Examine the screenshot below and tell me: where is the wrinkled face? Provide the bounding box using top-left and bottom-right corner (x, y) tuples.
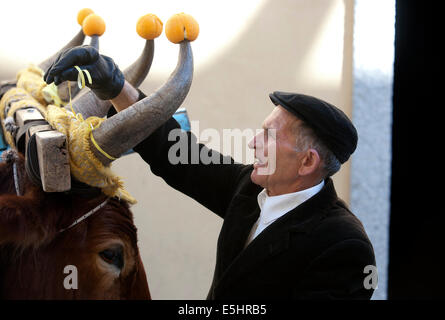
(0, 157), (150, 300)
(248, 106), (305, 196)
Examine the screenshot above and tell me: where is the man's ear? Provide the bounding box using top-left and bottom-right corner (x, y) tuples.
(298, 148), (321, 176)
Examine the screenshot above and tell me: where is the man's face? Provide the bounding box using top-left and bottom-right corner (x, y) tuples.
(248, 106), (305, 196)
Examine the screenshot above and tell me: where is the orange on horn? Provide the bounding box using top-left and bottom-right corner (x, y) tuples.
(82, 14), (106, 36)
(136, 14), (163, 40)
(165, 13), (199, 44)
(77, 8), (94, 26)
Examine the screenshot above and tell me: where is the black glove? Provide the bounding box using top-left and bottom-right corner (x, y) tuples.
(43, 45), (125, 100)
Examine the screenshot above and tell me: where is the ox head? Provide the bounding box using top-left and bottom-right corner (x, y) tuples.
(0, 151), (150, 299)
(0, 11), (196, 299)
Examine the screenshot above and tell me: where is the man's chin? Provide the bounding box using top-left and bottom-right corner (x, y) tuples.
(250, 167), (267, 187)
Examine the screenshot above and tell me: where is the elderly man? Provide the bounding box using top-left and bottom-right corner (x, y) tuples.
(45, 46), (376, 300)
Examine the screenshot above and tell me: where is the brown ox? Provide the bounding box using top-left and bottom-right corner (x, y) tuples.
(0, 19), (194, 299)
(0, 151), (150, 299)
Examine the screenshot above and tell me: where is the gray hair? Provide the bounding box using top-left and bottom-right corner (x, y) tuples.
(292, 120), (341, 178)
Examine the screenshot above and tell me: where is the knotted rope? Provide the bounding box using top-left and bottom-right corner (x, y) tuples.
(0, 65), (136, 204)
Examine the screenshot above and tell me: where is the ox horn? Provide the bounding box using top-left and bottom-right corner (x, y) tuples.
(68, 90), (111, 119)
(49, 9), (102, 103)
(46, 8), (101, 102)
(69, 39), (154, 119)
(123, 13), (162, 87)
(70, 15), (158, 119)
(123, 40), (155, 88)
(91, 40), (193, 165)
(38, 30), (85, 73)
(66, 21), (110, 118)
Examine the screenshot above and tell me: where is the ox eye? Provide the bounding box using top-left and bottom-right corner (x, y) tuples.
(99, 245), (124, 270)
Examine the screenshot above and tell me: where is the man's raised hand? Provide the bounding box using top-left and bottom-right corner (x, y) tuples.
(43, 45), (125, 100)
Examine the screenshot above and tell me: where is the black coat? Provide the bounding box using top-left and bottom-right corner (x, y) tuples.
(133, 117), (376, 300)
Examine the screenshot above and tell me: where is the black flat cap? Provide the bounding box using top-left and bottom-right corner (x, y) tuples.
(269, 91), (357, 164)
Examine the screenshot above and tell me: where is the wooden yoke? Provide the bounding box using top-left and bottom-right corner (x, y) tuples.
(15, 108), (71, 192)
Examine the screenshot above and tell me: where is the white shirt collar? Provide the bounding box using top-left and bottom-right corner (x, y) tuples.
(256, 180), (325, 225)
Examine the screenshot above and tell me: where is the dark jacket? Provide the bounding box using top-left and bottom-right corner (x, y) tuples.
(133, 117), (376, 300)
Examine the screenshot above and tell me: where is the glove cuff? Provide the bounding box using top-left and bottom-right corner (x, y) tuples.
(108, 71), (125, 100)
(92, 69), (125, 100)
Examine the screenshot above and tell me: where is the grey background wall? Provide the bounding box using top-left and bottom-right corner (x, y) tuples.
(1, 0), (391, 299)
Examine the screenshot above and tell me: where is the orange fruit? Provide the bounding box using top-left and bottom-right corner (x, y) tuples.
(77, 8), (94, 26)
(136, 14), (163, 40)
(165, 13), (199, 44)
(82, 14), (106, 36)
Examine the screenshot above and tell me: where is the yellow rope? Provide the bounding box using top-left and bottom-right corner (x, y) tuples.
(0, 87), (47, 147)
(42, 83), (63, 107)
(16, 65), (47, 105)
(67, 66), (116, 161)
(46, 104), (136, 204)
(0, 65), (136, 204)
(90, 133), (117, 160)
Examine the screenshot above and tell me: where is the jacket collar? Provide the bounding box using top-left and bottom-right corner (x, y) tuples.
(238, 177), (338, 232)
(255, 180), (325, 225)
